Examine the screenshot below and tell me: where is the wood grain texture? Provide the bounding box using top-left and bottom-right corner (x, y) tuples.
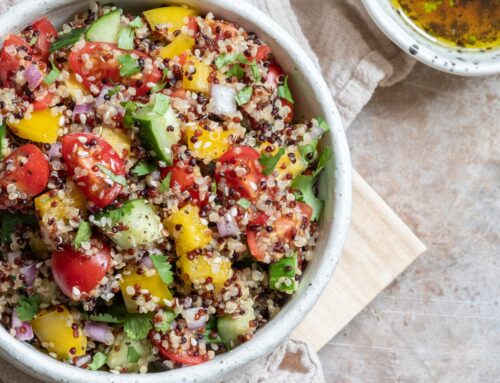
(292, 170), (426, 351)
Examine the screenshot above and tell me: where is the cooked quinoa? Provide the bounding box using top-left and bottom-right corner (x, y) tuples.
(0, 2), (332, 373)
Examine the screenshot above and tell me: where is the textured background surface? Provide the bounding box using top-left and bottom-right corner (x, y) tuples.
(319, 63), (500, 382)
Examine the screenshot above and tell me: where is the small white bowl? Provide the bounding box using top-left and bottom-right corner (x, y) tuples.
(0, 1), (352, 382)
(361, 0), (500, 76)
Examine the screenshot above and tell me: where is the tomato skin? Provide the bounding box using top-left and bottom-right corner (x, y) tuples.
(32, 87), (54, 111)
(187, 16), (199, 33)
(253, 45), (271, 63)
(68, 42), (162, 97)
(0, 144), (49, 209)
(161, 164), (208, 206)
(0, 35), (31, 87)
(51, 240), (111, 299)
(149, 332), (207, 365)
(61, 133), (125, 209)
(216, 146), (265, 201)
(265, 62), (293, 123)
(31, 17), (57, 61)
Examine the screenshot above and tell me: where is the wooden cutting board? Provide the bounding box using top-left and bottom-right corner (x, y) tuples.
(0, 170), (426, 381)
(292, 170), (427, 350)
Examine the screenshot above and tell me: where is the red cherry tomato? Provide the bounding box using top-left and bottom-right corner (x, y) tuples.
(51, 240), (111, 299)
(252, 45), (271, 63)
(149, 332), (207, 365)
(187, 16), (199, 33)
(216, 146), (265, 201)
(61, 133), (125, 209)
(32, 86), (54, 111)
(0, 35), (31, 87)
(161, 164), (208, 206)
(68, 42), (162, 97)
(0, 144), (49, 209)
(265, 62), (293, 123)
(30, 17), (57, 61)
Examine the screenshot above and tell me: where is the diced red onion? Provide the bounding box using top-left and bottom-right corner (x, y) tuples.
(12, 309), (34, 341)
(25, 64), (43, 90)
(183, 308), (208, 330)
(211, 84), (237, 115)
(141, 256), (154, 269)
(217, 213), (239, 237)
(84, 321), (114, 345)
(47, 142), (62, 160)
(75, 355), (92, 368)
(73, 103), (93, 115)
(20, 263), (37, 287)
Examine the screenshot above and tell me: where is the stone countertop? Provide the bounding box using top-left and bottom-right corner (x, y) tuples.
(318, 63), (500, 382)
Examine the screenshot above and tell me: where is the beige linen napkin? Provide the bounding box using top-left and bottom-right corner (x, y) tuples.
(0, 0), (415, 382)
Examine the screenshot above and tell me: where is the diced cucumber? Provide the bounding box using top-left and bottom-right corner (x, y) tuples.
(117, 26), (134, 50)
(95, 199), (163, 250)
(133, 95), (180, 165)
(86, 9), (122, 43)
(0, 124), (6, 160)
(269, 253), (299, 293)
(217, 301), (255, 347)
(106, 336), (151, 372)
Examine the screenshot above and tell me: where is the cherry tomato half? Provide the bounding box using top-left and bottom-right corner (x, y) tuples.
(51, 240), (111, 299)
(0, 144), (49, 209)
(30, 17), (57, 61)
(216, 146), (265, 201)
(265, 62), (293, 123)
(68, 42), (162, 97)
(0, 35), (31, 88)
(161, 164), (208, 206)
(32, 86), (54, 111)
(149, 332), (207, 365)
(61, 133), (125, 209)
(252, 45), (271, 63)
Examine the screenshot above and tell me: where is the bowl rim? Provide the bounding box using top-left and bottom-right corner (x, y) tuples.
(361, 0), (500, 77)
(0, 0), (352, 382)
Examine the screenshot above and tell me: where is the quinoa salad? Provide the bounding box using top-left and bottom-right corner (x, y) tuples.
(0, 2), (332, 374)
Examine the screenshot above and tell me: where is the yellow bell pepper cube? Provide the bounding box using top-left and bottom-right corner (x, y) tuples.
(159, 34), (195, 60)
(186, 125), (236, 161)
(64, 75), (88, 100)
(180, 254), (231, 293)
(32, 306), (87, 359)
(120, 268), (173, 313)
(100, 127), (131, 158)
(182, 57), (212, 94)
(164, 204), (212, 255)
(260, 143), (307, 181)
(143, 6), (196, 32)
(8, 109), (60, 144)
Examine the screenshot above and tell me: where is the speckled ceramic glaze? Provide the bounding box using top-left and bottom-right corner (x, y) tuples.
(361, 0), (500, 76)
(0, 0), (352, 382)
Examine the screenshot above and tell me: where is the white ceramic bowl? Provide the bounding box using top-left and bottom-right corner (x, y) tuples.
(361, 0), (500, 76)
(0, 1), (352, 382)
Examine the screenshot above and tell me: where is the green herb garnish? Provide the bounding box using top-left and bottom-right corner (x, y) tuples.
(124, 313), (153, 340)
(159, 172), (171, 193)
(277, 76), (294, 104)
(127, 346), (141, 363)
(73, 221), (91, 249)
(97, 165), (127, 186)
(17, 295), (41, 321)
(235, 87), (252, 106)
(118, 54), (141, 78)
(44, 61), (60, 85)
(50, 28), (86, 53)
(132, 161), (158, 177)
(258, 148), (284, 176)
(118, 27), (134, 50)
(149, 254), (173, 285)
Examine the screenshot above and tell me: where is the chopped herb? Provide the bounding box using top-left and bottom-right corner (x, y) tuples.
(226, 64), (245, 80)
(215, 52), (248, 69)
(316, 116), (330, 132)
(0, 124), (5, 160)
(88, 312), (124, 323)
(314, 147), (333, 176)
(250, 63), (261, 82)
(155, 311), (175, 332)
(151, 93), (170, 115)
(88, 352), (107, 370)
(73, 221), (91, 249)
(107, 85), (121, 97)
(237, 198), (251, 209)
(1, 213), (38, 244)
(16, 295), (41, 321)
(259, 148), (284, 176)
(97, 164), (127, 186)
(121, 101), (139, 129)
(149, 253), (174, 285)
(44, 61), (60, 85)
(159, 172), (171, 193)
(132, 161), (158, 177)
(424, 1), (439, 12)
(124, 313), (153, 340)
(151, 82), (166, 93)
(211, 180), (217, 193)
(118, 54), (141, 77)
(29, 36), (37, 45)
(127, 346), (141, 363)
(291, 175), (323, 221)
(49, 28), (86, 53)
(203, 328), (224, 344)
(299, 140), (318, 165)
(129, 16), (144, 29)
(162, 67), (170, 81)
(118, 27), (134, 50)
(278, 76), (294, 104)
(235, 87), (252, 106)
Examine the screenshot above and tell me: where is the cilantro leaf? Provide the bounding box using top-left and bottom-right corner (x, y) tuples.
(89, 312), (124, 323)
(258, 148), (284, 176)
(226, 64), (245, 80)
(204, 329), (224, 344)
(118, 54), (141, 77)
(127, 346), (141, 363)
(97, 164), (127, 186)
(314, 147), (333, 176)
(132, 161), (158, 177)
(150, 254), (174, 285)
(107, 85), (121, 97)
(118, 27), (134, 50)
(278, 76), (294, 104)
(291, 175), (323, 221)
(151, 82), (166, 93)
(124, 313), (153, 340)
(16, 295), (41, 321)
(235, 87), (252, 106)
(215, 52), (248, 69)
(316, 116), (330, 132)
(122, 101), (139, 129)
(159, 172), (171, 193)
(129, 16), (144, 29)
(88, 351), (107, 370)
(299, 139), (318, 166)
(50, 28), (86, 53)
(1, 213), (38, 244)
(44, 61), (60, 85)
(73, 221), (91, 249)
(237, 198), (251, 209)
(155, 311), (175, 332)
(250, 64), (261, 82)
